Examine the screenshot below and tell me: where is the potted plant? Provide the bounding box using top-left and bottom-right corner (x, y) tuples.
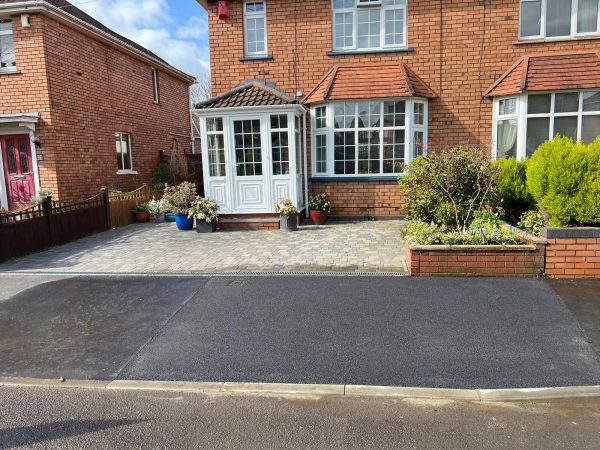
(163, 182), (197, 231)
(188, 196), (220, 233)
(147, 197), (170, 223)
(132, 203), (151, 223)
(274, 197), (298, 232)
(309, 193), (331, 225)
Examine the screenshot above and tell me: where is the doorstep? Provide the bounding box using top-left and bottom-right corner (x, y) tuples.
(219, 217), (280, 231)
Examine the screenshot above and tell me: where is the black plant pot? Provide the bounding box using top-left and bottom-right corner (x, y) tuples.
(196, 220), (218, 233)
(280, 213), (298, 232)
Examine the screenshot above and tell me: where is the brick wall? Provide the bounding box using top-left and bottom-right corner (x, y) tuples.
(207, 0), (600, 216)
(543, 228), (600, 279)
(407, 243), (546, 277)
(1, 13), (192, 203)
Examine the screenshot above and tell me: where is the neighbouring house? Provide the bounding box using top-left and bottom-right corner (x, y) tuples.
(193, 0), (600, 221)
(0, 0), (195, 212)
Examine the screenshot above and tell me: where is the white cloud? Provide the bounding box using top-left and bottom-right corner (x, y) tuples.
(78, 0), (210, 81)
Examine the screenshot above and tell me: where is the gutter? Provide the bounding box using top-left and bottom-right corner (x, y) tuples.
(0, 1), (196, 84)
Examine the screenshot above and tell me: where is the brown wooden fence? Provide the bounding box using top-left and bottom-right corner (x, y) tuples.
(0, 191), (110, 263)
(108, 185), (163, 229)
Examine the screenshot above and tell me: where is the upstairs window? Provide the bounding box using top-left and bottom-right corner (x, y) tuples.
(332, 0), (407, 51)
(0, 20), (16, 71)
(152, 68), (160, 103)
(520, 0), (600, 39)
(244, 1), (267, 56)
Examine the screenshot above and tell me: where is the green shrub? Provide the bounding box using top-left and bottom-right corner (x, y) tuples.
(401, 220), (522, 245)
(527, 137), (600, 226)
(399, 147), (500, 231)
(518, 210), (544, 236)
(152, 163), (172, 188)
(493, 158), (536, 223)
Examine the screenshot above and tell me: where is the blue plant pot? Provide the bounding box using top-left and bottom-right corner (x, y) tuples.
(175, 213), (194, 231)
(165, 213), (176, 222)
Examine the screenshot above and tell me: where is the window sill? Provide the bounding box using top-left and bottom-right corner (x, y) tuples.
(116, 170), (138, 175)
(326, 48), (414, 56)
(310, 176), (399, 182)
(514, 35), (600, 44)
(240, 55), (273, 62)
(0, 67), (20, 75)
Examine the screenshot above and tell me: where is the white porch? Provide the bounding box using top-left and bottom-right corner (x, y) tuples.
(193, 83), (307, 216)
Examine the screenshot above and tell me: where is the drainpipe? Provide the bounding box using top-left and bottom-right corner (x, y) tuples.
(303, 111), (309, 222)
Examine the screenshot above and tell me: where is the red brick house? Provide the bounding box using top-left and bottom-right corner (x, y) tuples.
(0, 0), (195, 212)
(194, 0), (600, 219)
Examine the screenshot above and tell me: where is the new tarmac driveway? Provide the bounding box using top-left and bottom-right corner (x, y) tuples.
(1, 276), (599, 389)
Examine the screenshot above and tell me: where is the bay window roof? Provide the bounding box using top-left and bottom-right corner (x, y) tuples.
(484, 51), (600, 97)
(302, 63), (437, 104)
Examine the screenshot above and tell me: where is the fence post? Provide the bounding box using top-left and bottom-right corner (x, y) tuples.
(102, 188), (112, 230)
(42, 196), (54, 246)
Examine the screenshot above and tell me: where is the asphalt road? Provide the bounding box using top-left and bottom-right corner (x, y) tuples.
(1, 276), (599, 389)
(1, 386), (599, 449)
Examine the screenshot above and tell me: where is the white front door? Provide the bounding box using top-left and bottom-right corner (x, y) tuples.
(231, 117), (270, 211)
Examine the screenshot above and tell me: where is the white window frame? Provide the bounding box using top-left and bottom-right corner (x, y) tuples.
(0, 19), (16, 73)
(243, 0), (268, 57)
(519, 0), (600, 40)
(332, 0), (408, 51)
(206, 118), (226, 178)
(151, 68), (160, 103)
(115, 132), (135, 174)
(310, 98), (428, 178)
(492, 90), (600, 160)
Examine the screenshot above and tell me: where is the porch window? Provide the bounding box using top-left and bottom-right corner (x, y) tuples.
(243, 0), (267, 57)
(206, 117), (226, 177)
(492, 91), (600, 159)
(312, 98), (427, 177)
(332, 0), (407, 51)
(115, 132), (133, 172)
(270, 114), (289, 175)
(0, 20), (16, 71)
(234, 119), (263, 176)
(520, 0), (600, 39)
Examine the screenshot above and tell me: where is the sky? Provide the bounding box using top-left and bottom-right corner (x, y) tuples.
(76, 0), (210, 81)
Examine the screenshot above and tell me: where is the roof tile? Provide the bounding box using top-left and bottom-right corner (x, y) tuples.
(195, 82), (297, 109)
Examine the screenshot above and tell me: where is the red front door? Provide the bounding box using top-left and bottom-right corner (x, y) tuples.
(1, 134), (35, 210)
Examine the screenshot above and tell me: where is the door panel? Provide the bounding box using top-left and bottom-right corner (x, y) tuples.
(1, 135), (35, 210)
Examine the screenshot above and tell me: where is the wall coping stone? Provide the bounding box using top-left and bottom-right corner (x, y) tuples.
(408, 244), (538, 252)
(541, 227), (600, 239)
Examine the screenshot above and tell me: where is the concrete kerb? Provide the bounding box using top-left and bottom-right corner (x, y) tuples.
(1, 378), (599, 402)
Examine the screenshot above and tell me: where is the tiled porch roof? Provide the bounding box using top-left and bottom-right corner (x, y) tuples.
(484, 51), (600, 97)
(302, 64), (437, 104)
(194, 82), (298, 109)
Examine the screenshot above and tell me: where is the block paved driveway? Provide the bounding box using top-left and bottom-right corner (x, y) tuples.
(1, 276), (599, 389)
(0, 221), (407, 275)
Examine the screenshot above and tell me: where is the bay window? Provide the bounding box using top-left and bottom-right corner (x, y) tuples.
(312, 98), (427, 177)
(520, 0), (600, 39)
(0, 20), (15, 71)
(493, 91), (600, 160)
(243, 1), (267, 57)
(332, 0), (407, 51)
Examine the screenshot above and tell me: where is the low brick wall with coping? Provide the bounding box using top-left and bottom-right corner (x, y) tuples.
(542, 227), (600, 279)
(406, 227), (547, 277)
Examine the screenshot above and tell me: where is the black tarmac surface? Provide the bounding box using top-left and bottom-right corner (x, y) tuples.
(1, 276), (599, 389)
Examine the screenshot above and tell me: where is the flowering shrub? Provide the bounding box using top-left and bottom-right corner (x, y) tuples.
(309, 193), (331, 212)
(162, 182), (197, 214)
(32, 188), (53, 206)
(188, 197), (220, 223)
(402, 220), (522, 246)
(274, 198), (298, 215)
(147, 197), (170, 215)
(518, 210), (544, 236)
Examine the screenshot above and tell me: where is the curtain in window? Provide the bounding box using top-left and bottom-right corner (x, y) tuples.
(578, 0), (599, 33)
(497, 119), (518, 158)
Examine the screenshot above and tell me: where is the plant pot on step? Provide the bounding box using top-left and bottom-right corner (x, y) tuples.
(175, 213), (194, 231)
(196, 220), (218, 233)
(280, 213), (298, 232)
(154, 213), (165, 223)
(133, 211), (150, 223)
(309, 210), (328, 225)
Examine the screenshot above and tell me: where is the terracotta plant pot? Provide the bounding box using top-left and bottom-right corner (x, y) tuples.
(310, 210), (328, 225)
(133, 212), (150, 223)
